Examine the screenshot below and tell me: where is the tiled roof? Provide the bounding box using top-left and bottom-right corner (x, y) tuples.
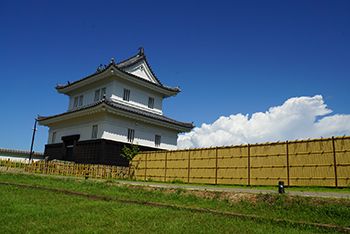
(56, 48), (179, 93)
(38, 99), (194, 131)
(117, 50), (144, 68)
(0, 148), (44, 157)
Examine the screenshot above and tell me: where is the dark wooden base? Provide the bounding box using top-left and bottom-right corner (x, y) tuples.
(44, 139), (160, 166)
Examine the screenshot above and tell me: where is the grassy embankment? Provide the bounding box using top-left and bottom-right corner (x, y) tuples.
(0, 172), (349, 233)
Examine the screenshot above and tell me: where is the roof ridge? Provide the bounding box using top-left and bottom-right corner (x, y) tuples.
(117, 51), (143, 68)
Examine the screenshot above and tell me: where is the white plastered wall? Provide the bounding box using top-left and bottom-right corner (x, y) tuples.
(48, 114), (105, 144)
(101, 113), (178, 150)
(110, 79), (163, 114)
(66, 77), (163, 115)
(68, 80), (114, 110)
(48, 112), (178, 150)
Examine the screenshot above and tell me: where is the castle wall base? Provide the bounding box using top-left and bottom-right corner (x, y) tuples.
(44, 139), (159, 166)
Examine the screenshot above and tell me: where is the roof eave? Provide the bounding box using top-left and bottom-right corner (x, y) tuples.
(38, 104), (104, 126)
(38, 101), (193, 132)
(103, 104), (192, 132)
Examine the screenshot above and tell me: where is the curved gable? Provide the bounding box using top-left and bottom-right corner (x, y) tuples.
(122, 60), (159, 84)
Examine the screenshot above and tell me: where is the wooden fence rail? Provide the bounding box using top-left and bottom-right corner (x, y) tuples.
(132, 136), (350, 187)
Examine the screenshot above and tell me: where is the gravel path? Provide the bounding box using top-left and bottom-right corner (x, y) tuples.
(116, 180), (350, 199)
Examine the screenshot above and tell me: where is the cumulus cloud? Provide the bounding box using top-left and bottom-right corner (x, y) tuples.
(178, 95), (350, 149)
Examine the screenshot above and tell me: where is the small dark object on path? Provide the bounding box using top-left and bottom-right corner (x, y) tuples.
(278, 181), (285, 194)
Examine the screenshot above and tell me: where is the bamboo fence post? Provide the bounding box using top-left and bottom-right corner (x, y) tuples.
(144, 153), (148, 181)
(215, 147), (218, 185)
(45, 160), (48, 174)
(286, 140), (290, 187)
(247, 144), (251, 186)
(164, 152), (168, 182)
(332, 136), (338, 188)
(187, 151), (191, 183)
(127, 164), (132, 179)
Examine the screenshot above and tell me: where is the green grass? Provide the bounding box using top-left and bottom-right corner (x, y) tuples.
(0, 172), (349, 233)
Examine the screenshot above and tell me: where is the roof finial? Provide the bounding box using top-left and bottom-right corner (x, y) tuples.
(138, 47), (144, 55)
(110, 57), (115, 64)
(96, 64), (104, 72)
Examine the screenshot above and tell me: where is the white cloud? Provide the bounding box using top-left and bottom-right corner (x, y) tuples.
(177, 95), (350, 149)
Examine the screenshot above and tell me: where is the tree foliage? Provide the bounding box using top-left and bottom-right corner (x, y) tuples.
(121, 144), (139, 162)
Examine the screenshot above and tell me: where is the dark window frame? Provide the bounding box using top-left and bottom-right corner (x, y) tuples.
(101, 87), (106, 99)
(127, 128), (135, 143)
(148, 97), (154, 109)
(52, 132), (57, 144)
(73, 96), (79, 108)
(155, 134), (161, 147)
(123, 89), (130, 101)
(91, 125), (98, 139)
(78, 95), (84, 106)
(94, 89), (100, 102)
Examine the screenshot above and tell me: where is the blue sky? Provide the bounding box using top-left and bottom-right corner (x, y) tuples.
(1, 0), (349, 151)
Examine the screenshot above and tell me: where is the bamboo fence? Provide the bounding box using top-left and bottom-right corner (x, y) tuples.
(0, 160), (130, 180)
(132, 136), (350, 187)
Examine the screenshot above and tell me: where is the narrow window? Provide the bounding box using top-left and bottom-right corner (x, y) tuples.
(127, 128), (135, 143)
(91, 125), (98, 139)
(94, 89), (100, 102)
(73, 96), (79, 108)
(148, 97), (154, 109)
(155, 135), (161, 147)
(123, 89), (130, 101)
(101, 87), (106, 99)
(79, 95), (84, 106)
(52, 132), (56, 144)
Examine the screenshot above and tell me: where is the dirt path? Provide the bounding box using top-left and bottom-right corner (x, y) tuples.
(115, 180), (350, 199)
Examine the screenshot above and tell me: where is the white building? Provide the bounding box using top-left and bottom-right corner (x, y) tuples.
(38, 48), (193, 165)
